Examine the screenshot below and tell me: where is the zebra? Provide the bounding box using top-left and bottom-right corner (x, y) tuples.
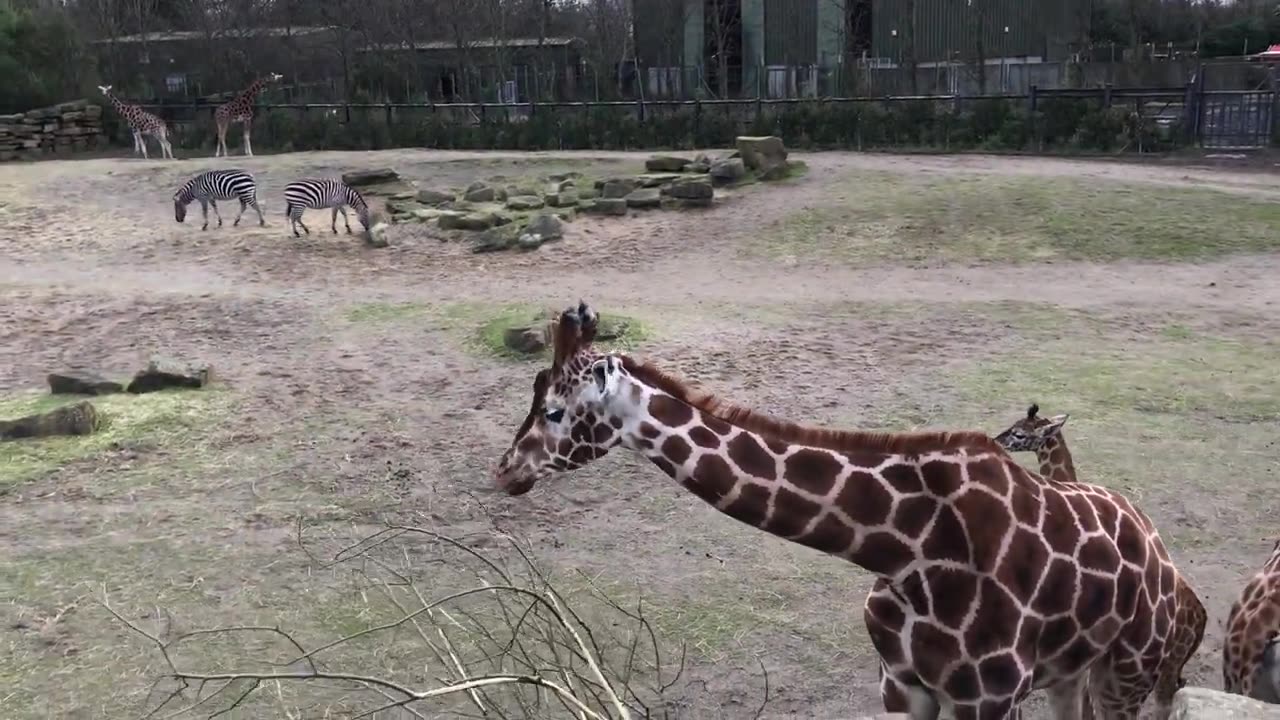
(282, 179), (371, 238)
(173, 169), (265, 231)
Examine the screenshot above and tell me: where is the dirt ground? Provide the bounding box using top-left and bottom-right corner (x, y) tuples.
(2, 146), (1279, 719)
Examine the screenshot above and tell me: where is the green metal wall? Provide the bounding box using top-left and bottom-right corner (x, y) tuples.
(764, 0), (818, 65)
(870, 0), (1087, 64)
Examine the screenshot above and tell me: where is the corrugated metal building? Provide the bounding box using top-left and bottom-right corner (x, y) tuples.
(868, 0), (1089, 65)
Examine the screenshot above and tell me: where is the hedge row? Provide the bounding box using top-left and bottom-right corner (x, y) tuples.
(162, 97), (1186, 155)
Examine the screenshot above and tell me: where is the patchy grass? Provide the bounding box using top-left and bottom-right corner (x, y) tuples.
(761, 170), (1280, 264)
(0, 389), (235, 490)
(439, 301), (651, 361)
(934, 321), (1280, 547)
(342, 300), (431, 323)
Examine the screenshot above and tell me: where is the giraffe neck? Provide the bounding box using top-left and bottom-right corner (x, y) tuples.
(1034, 435), (1076, 484)
(240, 77), (269, 100)
(610, 375), (959, 579)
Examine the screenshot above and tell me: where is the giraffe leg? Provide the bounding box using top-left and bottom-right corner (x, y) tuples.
(243, 124), (252, 157)
(135, 130), (148, 159)
(198, 199), (209, 231)
(209, 200), (223, 228)
(215, 119), (226, 157)
(1044, 673), (1088, 720)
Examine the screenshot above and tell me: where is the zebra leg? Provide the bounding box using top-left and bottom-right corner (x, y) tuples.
(199, 199), (210, 231)
(330, 206), (339, 233)
(339, 206), (352, 234)
(210, 199), (223, 228)
(233, 199), (246, 226)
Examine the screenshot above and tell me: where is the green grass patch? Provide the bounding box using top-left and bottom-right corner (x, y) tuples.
(761, 170), (1280, 264)
(0, 388), (234, 490)
(439, 301), (650, 361)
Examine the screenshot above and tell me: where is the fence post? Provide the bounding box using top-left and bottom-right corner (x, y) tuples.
(1102, 83), (1113, 109)
(1028, 85), (1038, 113)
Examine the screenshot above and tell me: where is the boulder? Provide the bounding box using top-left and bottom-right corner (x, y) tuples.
(1171, 687), (1280, 719)
(600, 178), (638, 199)
(415, 189), (455, 205)
(682, 161), (711, 173)
(735, 135), (788, 174)
(576, 184), (599, 200)
(0, 400), (99, 440)
(412, 208), (444, 222)
(523, 213), (565, 242)
(554, 178), (577, 191)
(581, 199), (628, 216)
(126, 355), (212, 394)
(709, 158), (747, 184)
(463, 182), (497, 203)
(471, 225), (520, 253)
(666, 178), (714, 206)
(547, 171), (582, 182)
(455, 212), (498, 231)
(506, 195), (545, 211)
(761, 162), (796, 181)
(342, 168), (399, 187)
(436, 211), (470, 230)
(503, 326), (548, 354)
(635, 173), (681, 188)
(47, 370), (123, 396)
(645, 155), (691, 172)
(545, 188), (579, 208)
(625, 188), (662, 209)
(389, 191), (416, 201)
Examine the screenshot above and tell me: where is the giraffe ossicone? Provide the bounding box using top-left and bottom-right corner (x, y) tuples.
(495, 301), (1182, 720)
(993, 403), (1206, 720)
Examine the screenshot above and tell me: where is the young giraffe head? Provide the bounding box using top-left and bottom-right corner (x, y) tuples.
(992, 403), (1068, 453)
(494, 302), (625, 495)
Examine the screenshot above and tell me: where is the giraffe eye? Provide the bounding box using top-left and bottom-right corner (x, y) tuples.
(545, 408), (565, 424)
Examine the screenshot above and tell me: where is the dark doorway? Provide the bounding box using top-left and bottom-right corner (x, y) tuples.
(704, 0), (743, 97)
(847, 0), (872, 57)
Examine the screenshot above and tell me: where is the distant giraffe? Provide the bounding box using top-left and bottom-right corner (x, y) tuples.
(492, 301), (1183, 720)
(1223, 538), (1280, 703)
(993, 404), (1207, 720)
(214, 73), (283, 157)
(97, 85), (174, 160)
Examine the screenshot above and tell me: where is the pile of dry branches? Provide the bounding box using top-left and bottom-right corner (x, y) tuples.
(101, 520), (766, 719)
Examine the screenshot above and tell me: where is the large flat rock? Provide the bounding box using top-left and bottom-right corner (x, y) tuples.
(1172, 687), (1280, 719)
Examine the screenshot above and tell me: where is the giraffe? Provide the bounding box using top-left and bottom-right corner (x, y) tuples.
(97, 85), (174, 160)
(213, 73), (283, 158)
(493, 301), (1182, 720)
(1223, 538), (1280, 703)
(993, 404), (1207, 720)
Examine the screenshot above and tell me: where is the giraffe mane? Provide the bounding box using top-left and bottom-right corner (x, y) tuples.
(618, 355), (1004, 455)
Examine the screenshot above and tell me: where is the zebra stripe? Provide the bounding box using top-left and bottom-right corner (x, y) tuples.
(282, 179), (370, 238)
(173, 169), (264, 230)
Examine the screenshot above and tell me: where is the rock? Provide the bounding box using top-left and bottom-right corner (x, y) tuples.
(523, 213), (565, 242)
(547, 171), (582, 182)
(412, 208), (444, 222)
(761, 162), (795, 181)
(47, 370), (123, 396)
(436, 211), (470, 230)
(666, 178), (714, 207)
(342, 168), (400, 187)
(503, 326), (547, 354)
(850, 715), (909, 720)
(517, 233), (545, 250)
(472, 225), (520, 253)
(1171, 687), (1280, 719)
(506, 195), (545, 211)
(624, 188), (662, 209)
(545, 188), (579, 208)
(645, 155), (691, 172)
(126, 355), (212, 394)
(415, 189), (455, 205)
(735, 135), (788, 175)
(550, 207), (577, 222)
(682, 161), (710, 173)
(600, 178), (638, 199)
(635, 173), (681, 188)
(577, 185), (599, 200)
(385, 198), (420, 215)
(709, 158), (747, 184)
(455, 212), (498, 231)
(581, 199), (628, 216)
(389, 191), (416, 201)
(364, 220), (390, 248)
(554, 178), (576, 191)
(0, 400), (100, 440)
(463, 182), (497, 203)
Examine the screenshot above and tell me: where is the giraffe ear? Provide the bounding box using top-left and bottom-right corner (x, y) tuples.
(1043, 414), (1069, 436)
(590, 356), (620, 398)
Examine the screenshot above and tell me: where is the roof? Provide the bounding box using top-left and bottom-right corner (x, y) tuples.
(93, 26), (332, 44)
(360, 37), (582, 52)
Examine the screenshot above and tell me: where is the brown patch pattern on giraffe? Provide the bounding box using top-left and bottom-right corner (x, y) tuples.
(1223, 541), (1280, 701)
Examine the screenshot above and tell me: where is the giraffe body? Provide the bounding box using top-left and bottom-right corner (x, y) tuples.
(1223, 539), (1280, 703)
(97, 85), (174, 160)
(214, 73), (282, 157)
(494, 303), (1182, 720)
(993, 404), (1206, 720)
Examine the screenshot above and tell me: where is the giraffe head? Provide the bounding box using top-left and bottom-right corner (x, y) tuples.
(992, 403), (1069, 453)
(269, 72), (284, 82)
(98, 85), (112, 94)
(494, 301), (635, 495)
